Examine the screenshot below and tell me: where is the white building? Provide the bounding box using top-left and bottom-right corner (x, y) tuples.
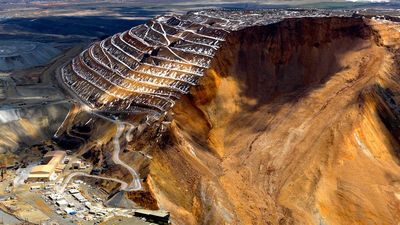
(56, 199), (68, 207)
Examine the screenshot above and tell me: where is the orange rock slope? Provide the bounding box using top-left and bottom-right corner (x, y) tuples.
(144, 17), (400, 224)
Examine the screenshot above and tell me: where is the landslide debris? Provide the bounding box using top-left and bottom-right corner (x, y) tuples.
(143, 17), (400, 225)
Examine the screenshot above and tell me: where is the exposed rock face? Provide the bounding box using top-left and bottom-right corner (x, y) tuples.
(145, 16), (400, 225)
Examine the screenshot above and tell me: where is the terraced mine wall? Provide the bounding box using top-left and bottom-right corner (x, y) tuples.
(59, 10), (357, 120)
(60, 12), (227, 117)
(0, 41), (61, 71)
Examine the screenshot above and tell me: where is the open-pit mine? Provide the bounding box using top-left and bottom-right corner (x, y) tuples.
(2, 7), (400, 225)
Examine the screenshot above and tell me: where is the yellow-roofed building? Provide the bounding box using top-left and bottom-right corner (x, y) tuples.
(28, 151), (66, 182)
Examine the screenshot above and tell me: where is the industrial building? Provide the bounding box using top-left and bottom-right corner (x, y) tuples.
(134, 209), (170, 224)
(28, 151), (66, 181)
(64, 207), (77, 215)
(56, 199), (68, 207)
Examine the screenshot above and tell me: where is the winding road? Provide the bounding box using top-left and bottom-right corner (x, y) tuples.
(59, 119), (142, 193)
(58, 172), (128, 193)
(56, 67), (143, 193)
(113, 122), (142, 191)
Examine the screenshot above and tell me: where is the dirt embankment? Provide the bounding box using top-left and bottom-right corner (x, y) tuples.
(145, 17), (400, 225)
(0, 103), (70, 154)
